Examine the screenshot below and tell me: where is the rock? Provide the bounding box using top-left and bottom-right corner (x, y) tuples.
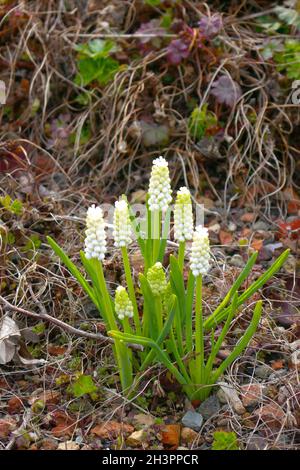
(253, 221), (269, 231)
(246, 435), (268, 450)
(254, 403), (285, 430)
(217, 383), (246, 415)
(91, 421), (134, 439)
(289, 350), (300, 370)
(181, 410), (203, 431)
(208, 223), (221, 234)
(240, 383), (264, 408)
(133, 413), (154, 427)
(254, 364), (272, 379)
(57, 440), (80, 450)
(228, 221), (237, 232)
(197, 394), (221, 420)
(229, 254), (244, 268)
(181, 427), (198, 444)
(127, 429), (146, 447)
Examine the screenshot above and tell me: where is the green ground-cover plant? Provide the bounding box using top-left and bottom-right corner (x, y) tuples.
(74, 39), (124, 87)
(47, 157), (289, 400)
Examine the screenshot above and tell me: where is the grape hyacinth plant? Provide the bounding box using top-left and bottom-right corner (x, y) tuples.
(47, 156), (290, 400)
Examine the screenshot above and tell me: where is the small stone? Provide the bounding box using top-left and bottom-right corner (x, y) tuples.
(197, 394), (221, 420)
(58, 440), (80, 450)
(127, 429), (146, 447)
(289, 350), (300, 370)
(133, 413), (154, 427)
(228, 221), (237, 232)
(240, 383), (264, 408)
(247, 435), (268, 450)
(181, 427), (198, 444)
(254, 364), (272, 379)
(208, 223), (221, 234)
(217, 383), (246, 415)
(229, 254), (244, 268)
(181, 410), (203, 431)
(253, 221), (269, 231)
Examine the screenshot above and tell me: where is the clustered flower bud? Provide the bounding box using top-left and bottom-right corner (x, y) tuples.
(147, 262), (167, 296)
(113, 199), (132, 248)
(115, 286), (134, 320)
(190, 225), (210, 276)
(148, 156), (172, 212)
(174, 187), (193, 242)
(84, 204), (106, 260)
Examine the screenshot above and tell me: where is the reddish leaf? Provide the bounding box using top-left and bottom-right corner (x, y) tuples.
(277, 219), (300, 240)
(219, 230), (233, 245)
(251, 239), (264, 251)
(161, 424), (181, 449)
(91, 421), (134, 439)
(8, 396), (23, 414)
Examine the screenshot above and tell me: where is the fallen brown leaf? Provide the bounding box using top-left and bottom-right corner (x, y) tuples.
(161, 424), (181, 449)
(91, 421), (134, 439)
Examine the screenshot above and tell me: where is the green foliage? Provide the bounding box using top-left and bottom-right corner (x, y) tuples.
(48, 163), (289, 401)
(188, 104), (217, 141)
(274, 40), (300, 79)
(0, 194), (23, 215)
(212, 431), (240, 450)
(74, 39), (123, 87)
(69, 374), (98, 398)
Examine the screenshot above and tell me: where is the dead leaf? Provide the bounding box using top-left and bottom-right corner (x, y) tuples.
(91, 421), (134, 439)
(29, 390), (61, 407)
(271, 359), (285, 370)
(48, 344), (68, 356)
(254, 403), (285, 430)
(241, 213), (255, 223)
(0, 316), (21, 364)
(8, 396), (23, 414)
(219, 230), (233, 245)
(251, 239), (264, 251)
(161, 424), (181, 449)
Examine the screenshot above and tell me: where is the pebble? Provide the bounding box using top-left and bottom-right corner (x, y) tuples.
(253, 221), (269, 231)
(57, 441), (80, 450)
(133, 413), (155, 428)
(254, 364), (272, 379)
(127, 429), (145, 447)
(197, 395), (221, 421)
(229, 254), (245, 268)
(181, 410), (203, 432)
(240, 383), (264, 408)
(217, 383), (246, 415)
(181, 427), (198, 444)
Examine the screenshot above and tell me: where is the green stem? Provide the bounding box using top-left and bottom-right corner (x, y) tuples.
(195, 275), (204, 385)
(96, 260), (132, 393)
(121, 246), (141, 335)
(152, 210), (161, 263)
(178, 241), (186, 272)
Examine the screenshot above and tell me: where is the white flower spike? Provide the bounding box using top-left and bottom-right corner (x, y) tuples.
(190, 225), (210, 277)
(148, 156), (172, 212)
(174, 187), (193, 242)
(113, 199), (132, 248)
(84, 204), (107, 260)
(115, 286), (134, 320)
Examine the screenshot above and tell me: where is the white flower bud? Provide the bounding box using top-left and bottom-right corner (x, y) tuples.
(115, 286), (134, 320)
(174, 187), (193, 242)
(84, 204), (106, 260)
(113, 199), (131, 248)
(190, 225), (210, 276)
(148, 156), (172, 211)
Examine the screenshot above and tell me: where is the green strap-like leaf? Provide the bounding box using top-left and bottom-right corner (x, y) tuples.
(204, 249), (290, 330)
(47, 236), (97, 306)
